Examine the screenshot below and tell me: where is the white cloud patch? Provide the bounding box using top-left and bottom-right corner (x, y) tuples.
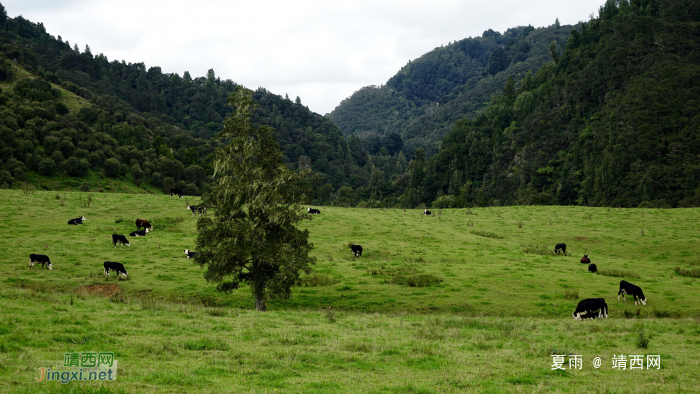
(4, 0), (604, 114)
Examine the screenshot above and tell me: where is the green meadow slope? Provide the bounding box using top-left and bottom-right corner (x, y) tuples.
(0, 190), (699, 393)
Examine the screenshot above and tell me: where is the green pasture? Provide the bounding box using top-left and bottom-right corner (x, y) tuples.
(0, 189), (699, 393)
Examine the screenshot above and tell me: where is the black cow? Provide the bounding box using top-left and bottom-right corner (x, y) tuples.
(184, 249), (197, 259)
(170, 188), (183, 198)
(112, 234), (130, 247)
(68, 216), (86, 225)
(581, 254), (591, 264)
(104, 261), (128, 279)
(588, 263), (597, 273)
(554, 243), (567, 254)
(618, 280), (647, 306)
(350, 244), (363, 258)
(572, 298), (608, 320)
(424, 209), (432, 215)
(135, 219), (153, 231)
(308, 208), (321, 214)
(129, 229), (148, 237)
(29, 254), (52, 270)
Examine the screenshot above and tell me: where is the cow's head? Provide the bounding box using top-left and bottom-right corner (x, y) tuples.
(583, 254), (588, 258)
(184, 249), (189, 255)
(145, 229), (149, 234)
(307, 208), (311, 212)
(125, 242), (131, 247)
(572, 312), (581, 320)
(81, 216), (86, 220)
(47, 262), (53, 270)
(641, 298), (647, 306)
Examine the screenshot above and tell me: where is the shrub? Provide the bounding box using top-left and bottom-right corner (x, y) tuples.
(103, 158), (121, 177)
(38, 158), (56, 176)
(65, 157), (90, 177)
(636, 332), (650, 349)
(301, 274), (339, 287)
(54, 102), (69, 115)
(80, 182), (90, 192)
(162, 177), (175, 193)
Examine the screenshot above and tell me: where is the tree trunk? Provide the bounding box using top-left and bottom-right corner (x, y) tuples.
(254, 290), (266, 311)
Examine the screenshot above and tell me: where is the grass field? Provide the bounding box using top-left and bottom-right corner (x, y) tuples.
(1, 190), (699, 393)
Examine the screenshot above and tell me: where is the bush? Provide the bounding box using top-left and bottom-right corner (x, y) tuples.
(674, 267), (700, 278)
(65, 157), (90, 177)
(184, 182), (199, 196)
(38, 158), (56, 176)
(54, 102), (69, 116)
(162, 177), (175, 193)
(103, 158), (121, 177)
(80, 182), (90, 192)
(432, 195), (456, 209)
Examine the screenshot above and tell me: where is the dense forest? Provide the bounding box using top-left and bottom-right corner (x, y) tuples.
(432, 0), (700, 208)
(329, 23), (574, 156)
(0, 2), (372, 202)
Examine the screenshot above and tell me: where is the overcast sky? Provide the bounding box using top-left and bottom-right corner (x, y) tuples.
(5, 0), (603, 114)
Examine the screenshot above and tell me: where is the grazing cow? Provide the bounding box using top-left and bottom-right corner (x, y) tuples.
(588, 263), (597, 273)
(349, 244), (363, 258)
(104, 261), (128, 279)
(554, 243), (567, 254)
(29, 254), (52, 270)
(170, 188), (183, 198)
(581, 254), (591, 264)
(112, 234), (130, 247)
(308, 208), (321, 214)
(135, 219), (153, 231)
(618, 280), (647, 305)
(187, 205), (205, 216)
(424, 209), (432, 215)
(572, 298), (608, 320)
(67, 216), (86, 225)
(129, 229), (148, 237)
(184, 249), (197, 259)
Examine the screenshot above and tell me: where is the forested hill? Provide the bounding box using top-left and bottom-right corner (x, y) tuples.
(0, 2), (370, 198)
(432, 0), (700, 208)
(329, 24), (574, 157)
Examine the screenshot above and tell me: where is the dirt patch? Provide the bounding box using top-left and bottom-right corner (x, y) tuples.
(76, 284), (121, 297)
(573, 237), (596, 241)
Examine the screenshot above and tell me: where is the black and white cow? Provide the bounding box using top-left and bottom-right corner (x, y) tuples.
(554, 243), (567, 254)
(572, 298), (608, 320)
(29, 254), (52, 270)
(187, 205), (205, 216)
(618, 280), (647, 306)
(170, 188), (183, 198)
(581, 254), (591, 264)
(129, 229), (148, 237)
(350, 244), (363, 258)
(104, 261), (128, 279)
(184, 249), (197, 259)
(588, 263), (597, 273)
(308, 208), (321, 214)
(68, 216), (86, 225)
(112, 234), (130, 247)
(424, 209), (432, 215)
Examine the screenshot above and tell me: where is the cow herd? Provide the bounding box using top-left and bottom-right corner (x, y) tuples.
(556, 244), (648, 320)
(29, 204), (649, 320)
(28, 202), (203, 280)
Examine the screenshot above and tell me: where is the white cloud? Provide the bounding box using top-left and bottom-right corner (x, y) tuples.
(4, 0), (604, 114)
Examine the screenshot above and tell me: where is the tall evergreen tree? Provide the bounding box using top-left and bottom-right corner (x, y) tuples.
(194, 87), (315, 311)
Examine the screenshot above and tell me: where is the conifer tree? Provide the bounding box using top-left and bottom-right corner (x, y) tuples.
(194, 87), (315, 311)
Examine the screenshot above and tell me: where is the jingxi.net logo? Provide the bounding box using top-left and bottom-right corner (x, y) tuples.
(36, 352), (117, 384)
